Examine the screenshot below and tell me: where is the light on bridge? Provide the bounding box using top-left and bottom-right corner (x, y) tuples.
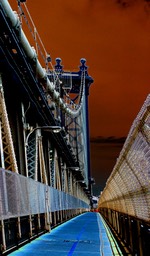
(25, 125), (62, 147)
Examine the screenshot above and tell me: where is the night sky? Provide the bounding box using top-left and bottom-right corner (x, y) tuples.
(9, 0), (150, 195)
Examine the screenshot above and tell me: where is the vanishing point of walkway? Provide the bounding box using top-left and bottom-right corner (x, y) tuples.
(9, 212), (123, 256)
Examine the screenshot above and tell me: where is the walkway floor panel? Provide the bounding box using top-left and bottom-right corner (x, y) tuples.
(9, 212), (115, 256)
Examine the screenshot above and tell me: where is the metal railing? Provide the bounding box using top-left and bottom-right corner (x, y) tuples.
(98, 94), (150, 255)
(0, 168), (89, 220)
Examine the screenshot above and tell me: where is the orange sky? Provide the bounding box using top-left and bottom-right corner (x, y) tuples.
(8, 0), (150, 193)
(10, 0), (150, 138)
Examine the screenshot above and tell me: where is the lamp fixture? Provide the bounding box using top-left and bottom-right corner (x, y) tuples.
(25, 125), (62, 147)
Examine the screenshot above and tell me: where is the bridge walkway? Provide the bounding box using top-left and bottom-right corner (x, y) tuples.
(9, 212), (122, 256)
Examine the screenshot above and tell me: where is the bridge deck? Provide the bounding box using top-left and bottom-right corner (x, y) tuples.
(9, 212), (122, 256)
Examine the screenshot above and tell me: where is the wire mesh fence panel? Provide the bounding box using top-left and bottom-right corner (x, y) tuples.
(0, 168), (89, 220)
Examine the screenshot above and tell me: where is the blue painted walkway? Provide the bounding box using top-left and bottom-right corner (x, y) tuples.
(9, 212), (122, 255)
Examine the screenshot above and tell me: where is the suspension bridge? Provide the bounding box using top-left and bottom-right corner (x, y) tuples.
(0, 0), (150, 255)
